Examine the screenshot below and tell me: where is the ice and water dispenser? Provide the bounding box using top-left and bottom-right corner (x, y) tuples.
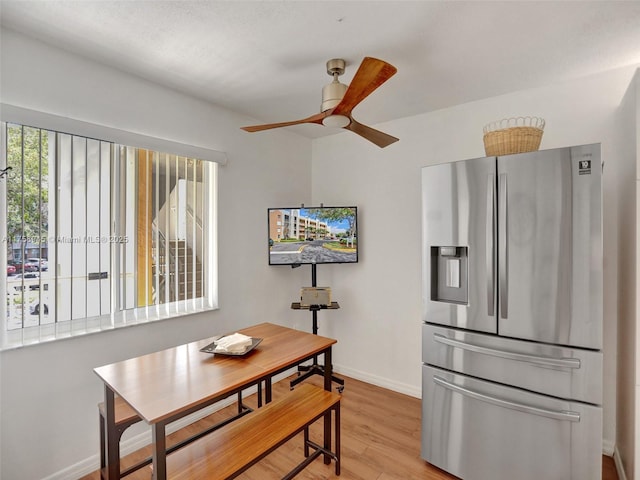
(430, 246), (468, 304)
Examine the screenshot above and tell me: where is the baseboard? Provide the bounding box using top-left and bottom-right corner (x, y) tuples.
(42, 369), (296, 480)
(334, 363), (421, 398)
(602, 439), (615, 456)
(614, 445), (629, 480)
(40, 455), (98, 480)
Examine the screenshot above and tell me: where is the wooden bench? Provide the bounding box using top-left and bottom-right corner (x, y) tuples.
(166, 383), (341, 479)
(99, 388), (262, 479)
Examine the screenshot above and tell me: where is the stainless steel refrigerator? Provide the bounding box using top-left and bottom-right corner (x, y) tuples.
(421, 144), (603, 480)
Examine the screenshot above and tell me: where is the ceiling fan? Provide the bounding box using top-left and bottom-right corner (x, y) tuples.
(241, 57), (399, 148)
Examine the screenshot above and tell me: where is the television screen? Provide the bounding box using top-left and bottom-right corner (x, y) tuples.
(268, 206), (358, 265)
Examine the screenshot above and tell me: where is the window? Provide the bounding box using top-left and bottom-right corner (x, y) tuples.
(1, 122), (218, 348)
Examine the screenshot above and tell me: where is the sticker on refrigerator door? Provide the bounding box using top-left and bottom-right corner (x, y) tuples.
(578, 160), (591, 175)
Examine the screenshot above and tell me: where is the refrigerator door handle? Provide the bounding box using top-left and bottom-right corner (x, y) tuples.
(486, 174), (495, 316)
(433, 375), (581, 422)
(433, 333), (581, 369)
(499, 173), (509, 319)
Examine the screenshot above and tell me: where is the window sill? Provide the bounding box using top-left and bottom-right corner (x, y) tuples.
(0, 298), (217, 351)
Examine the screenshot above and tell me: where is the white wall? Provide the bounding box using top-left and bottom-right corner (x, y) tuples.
(0, 29), (313, 480)
(615, 69), (638, 480)
(635, 70), (640, 480)
(636, 70), (640, 478)
(311, 64), (640, 458)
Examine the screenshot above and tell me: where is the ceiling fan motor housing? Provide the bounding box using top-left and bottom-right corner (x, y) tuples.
(322, 81), (347, 112)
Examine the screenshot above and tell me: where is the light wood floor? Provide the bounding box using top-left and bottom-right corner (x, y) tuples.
(81, 373), (619, 480)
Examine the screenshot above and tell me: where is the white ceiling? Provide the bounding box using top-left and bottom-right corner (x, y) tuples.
(1, 1), (640, 139)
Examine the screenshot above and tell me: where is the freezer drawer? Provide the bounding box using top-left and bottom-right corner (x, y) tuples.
(422, 324), (602, 405)
(422, 365), (602, 480)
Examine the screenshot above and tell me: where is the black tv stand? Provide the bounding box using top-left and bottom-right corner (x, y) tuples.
(290, 265), (344, 392)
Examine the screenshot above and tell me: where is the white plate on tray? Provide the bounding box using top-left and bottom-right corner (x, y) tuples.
(200, 337), (263, 356)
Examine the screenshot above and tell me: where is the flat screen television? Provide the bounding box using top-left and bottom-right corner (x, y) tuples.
(268, 206), (358, 265)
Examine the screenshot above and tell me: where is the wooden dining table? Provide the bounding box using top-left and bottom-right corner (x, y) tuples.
(94, 322), (337, 480)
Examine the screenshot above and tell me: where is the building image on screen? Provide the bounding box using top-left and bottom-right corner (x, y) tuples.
(268, 207), (358, 265)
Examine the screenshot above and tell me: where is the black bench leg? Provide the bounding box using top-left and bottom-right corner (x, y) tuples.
(99, 412), (124, 480)
(99, 412), (106, 473)
(335, 403), (341, 475)
(304, 427), (310, 457)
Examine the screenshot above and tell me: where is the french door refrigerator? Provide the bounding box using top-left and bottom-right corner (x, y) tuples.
(421, 144), (603, 480)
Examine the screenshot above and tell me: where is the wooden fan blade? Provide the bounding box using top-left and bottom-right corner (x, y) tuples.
(344, 118), (398, 148)
(332, 57), (397, 117)
(241, 112), (328, 132)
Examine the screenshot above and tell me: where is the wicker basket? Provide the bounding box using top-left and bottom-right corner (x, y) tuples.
(483, 117), (545, 156)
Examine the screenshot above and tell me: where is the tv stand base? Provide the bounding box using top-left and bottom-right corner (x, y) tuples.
(291, 363), (344, 393)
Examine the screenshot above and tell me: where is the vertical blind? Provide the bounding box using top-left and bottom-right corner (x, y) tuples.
(3, 123), (209, 333)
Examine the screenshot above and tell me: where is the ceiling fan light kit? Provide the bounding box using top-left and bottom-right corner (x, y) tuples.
(322, 114), (351, 128)
(241, 56), (399, 148)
